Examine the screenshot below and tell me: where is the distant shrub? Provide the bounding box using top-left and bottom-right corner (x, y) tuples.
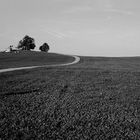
(39, 43), (50, 52)
(17, 35), (36, 50)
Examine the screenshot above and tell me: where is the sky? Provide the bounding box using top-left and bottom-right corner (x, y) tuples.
(0, 0), (140, 56)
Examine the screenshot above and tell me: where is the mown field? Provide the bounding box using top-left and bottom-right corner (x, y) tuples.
(1, 56), (140, 139)
(0, 51), (74, 69)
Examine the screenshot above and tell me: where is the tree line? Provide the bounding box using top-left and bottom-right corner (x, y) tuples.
(17, 35), (50, 52)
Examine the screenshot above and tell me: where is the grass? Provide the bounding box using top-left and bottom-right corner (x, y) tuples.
(0, 56), (140, 139)
(0, 51), (75, 69)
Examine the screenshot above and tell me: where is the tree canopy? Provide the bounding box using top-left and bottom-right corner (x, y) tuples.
(17, 35), (36, 50)
(39, 43), (50, 52)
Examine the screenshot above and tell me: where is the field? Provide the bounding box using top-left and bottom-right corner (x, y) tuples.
(0, 51), (74, 69)
(1, 56), (140, 139)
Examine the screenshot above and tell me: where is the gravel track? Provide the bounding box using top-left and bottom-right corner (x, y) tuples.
(0, 55), (80, 73)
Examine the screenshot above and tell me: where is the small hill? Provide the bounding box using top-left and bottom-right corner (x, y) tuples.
(0, 51), (75, 69)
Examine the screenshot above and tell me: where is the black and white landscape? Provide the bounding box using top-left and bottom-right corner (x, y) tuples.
(0, 0), (140, 139)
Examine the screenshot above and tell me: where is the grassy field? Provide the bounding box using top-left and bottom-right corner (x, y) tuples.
(0, 51), (75, 69)
(0, 56), (140, 139)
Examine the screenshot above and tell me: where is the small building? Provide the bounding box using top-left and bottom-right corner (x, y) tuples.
(4, 46), (19, 53)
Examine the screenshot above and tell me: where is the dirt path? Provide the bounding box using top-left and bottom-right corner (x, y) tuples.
(0, 55), (80, 73)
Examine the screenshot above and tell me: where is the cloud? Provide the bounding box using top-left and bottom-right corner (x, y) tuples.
(43, 29), (67, 39)
(64, 5), (92, 14)
(104, 8), (134, 16)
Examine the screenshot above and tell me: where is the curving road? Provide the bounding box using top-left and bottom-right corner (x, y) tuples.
(0, 55), (80, 73)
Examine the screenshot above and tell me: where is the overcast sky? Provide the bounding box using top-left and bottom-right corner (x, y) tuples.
(0, 0), (140, 56)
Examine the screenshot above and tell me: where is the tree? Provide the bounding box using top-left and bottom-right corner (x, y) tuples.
(17, 35), (36, 50)
(39, 43), (50, 52)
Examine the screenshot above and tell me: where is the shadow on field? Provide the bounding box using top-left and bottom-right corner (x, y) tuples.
(0, 89), (40, 96)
